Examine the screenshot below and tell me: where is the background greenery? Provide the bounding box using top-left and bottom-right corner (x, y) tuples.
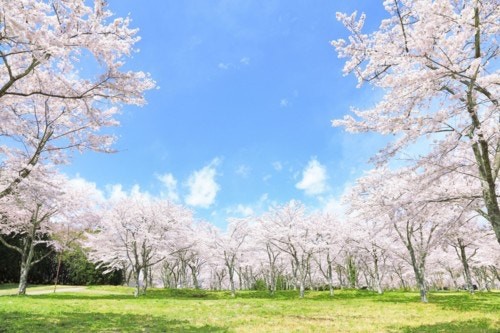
(0, 240), (122, 286)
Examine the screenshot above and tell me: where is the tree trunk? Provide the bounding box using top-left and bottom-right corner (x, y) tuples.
(53, 253), (63, 293)
(190, 265), (200, 289)
(133, 267), (142, 297)
(328, 263), (334, 296)
(445, 266), (459, 290)
(408, 246), (428, 303)
(230, 276), (235, 297)
(238, 266), (243, 291)
(299, 279), (305, 298)
(270, 272), (276, 295)
(18, 262), (30, 295)
(469, 6), (500, 245)
(346, 255), (357, 288)
(18, 211), (39, 295)
(336, 265), (345, 289)
(418, 281), (428, 303)
(143, 266), (149, 292)
(297, 258), (308, 298)
(228, 268), (236, 297)
(266, 245), (278, 296)
(373, 256), (383, 294)
(457, 239), (475, 294)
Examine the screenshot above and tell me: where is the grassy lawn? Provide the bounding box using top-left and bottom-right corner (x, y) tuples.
(0, 286), (498, 332)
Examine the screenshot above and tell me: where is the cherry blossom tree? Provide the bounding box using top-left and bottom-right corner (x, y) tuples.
(184, 223), (215, 289)
(254, 217), (287, 295)
(160, 221), (210, 289)
(87, 192), (192, 297)
(0, 0), (155, 199)
(212, 218), (250, 297)
(348, 215), (392, 294)
(346, 167), (454, 302)
(312, 213), (345, 296)
(332, 0), (500, 243)
(261, 201), (320, 298)
(0, 168), (101, 294)
(442, 211), (488, 293)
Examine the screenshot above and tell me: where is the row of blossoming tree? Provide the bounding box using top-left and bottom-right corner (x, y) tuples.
(82, 190), (499, 302)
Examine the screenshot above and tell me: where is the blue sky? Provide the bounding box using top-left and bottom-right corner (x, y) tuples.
(66, 1), (389, 227)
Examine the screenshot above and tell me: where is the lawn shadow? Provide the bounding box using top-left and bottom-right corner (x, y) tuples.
(0, 310), (228, 333)
(372, 293), (423, 305)
(15, 289), (412, 303)
(430, 292), (500, 313)
(3, 288), (222, 301)
(232, 289), (382, 301)
(5, 293), (138, 301)
(308, 289), (380, 301)
(372, 291), (500, 312)
(389, 318), (498, 333)
(0, 284), (18, 291)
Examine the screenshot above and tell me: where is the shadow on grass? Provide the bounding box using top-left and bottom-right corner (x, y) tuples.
(22, 288), (228, 301)
(390, 318), (498, 333)
(154, 289), (374, 300)
(0, 288), (428, 302)
(0, 284), (17, 291)
(430, 293), (500, 312)
(373, 291), (500, 312)
(0, 311), (227, 333)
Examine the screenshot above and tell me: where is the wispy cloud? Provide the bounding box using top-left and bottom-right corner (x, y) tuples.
(106, 184), (127, 201)
(320, 196), (346, 220)
(218, 62), (230, 70)
(240, 57), (250, 65)
(157, 173), (179, 202)
(272, 161), (283, 171)
(185, 158), (221, 208)
(225, 204), (254, 217)
(218, 56), (251, 70)
(68, 175), (105, 203)
(296, 157), (328, 196)
(224, 193), (270, 218)
(280, 98), (289, 108)
(235, 164), (251, 177)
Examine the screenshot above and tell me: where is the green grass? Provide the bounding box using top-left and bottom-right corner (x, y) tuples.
(0, 286), (498, 332)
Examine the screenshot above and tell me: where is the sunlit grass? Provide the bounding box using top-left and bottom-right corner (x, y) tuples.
(0, 286), (498, 332)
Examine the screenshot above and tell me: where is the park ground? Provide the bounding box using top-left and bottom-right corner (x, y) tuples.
(0, 285), (498, 332)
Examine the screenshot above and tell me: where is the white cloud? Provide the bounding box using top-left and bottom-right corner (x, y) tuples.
(272, 161), (283, 171)
(321, 196), (346, 220)
(185, 159), (220, 208)
(225, 204), (254, 217)
(106, 184), (127, 201)
(224, 193), (270, 218)
(67, 175), (105, 203)
(130, 184), (142, 196)
(296, 158), (328, 196)
(240, 57), (250, 65)
(218, 62), (230, 70)
(280, 99), (289, 108)
(235, 164), (251, 177)
(105, 183), (150, 202)
(157, 173), (179, 202)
